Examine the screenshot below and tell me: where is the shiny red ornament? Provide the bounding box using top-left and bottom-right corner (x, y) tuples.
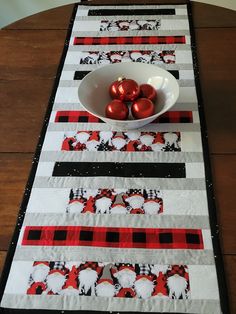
(109, 80), (120, 99)
(131, 98), (155, 119)
(117, 79), (140, 102)
(140, 84), (157, 102)
(105, 99), (129, 120)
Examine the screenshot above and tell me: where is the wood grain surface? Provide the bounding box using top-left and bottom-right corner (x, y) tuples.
(0, 1), (235, 313)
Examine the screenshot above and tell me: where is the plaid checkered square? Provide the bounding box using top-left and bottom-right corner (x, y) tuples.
(55, 111), (193, 124)
(73, 36), (186, 46)
(22, 226), (204, 249)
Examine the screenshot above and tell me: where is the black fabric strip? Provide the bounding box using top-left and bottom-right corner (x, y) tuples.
(53, 162), (186, 178)
(74, 70), (179, 80)
(74, 71), (90, 80)
(88, 9), (175, 16)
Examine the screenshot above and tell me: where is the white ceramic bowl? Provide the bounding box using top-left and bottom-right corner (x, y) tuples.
(78, 63), (179, 129)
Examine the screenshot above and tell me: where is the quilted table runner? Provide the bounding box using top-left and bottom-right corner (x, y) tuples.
(0, 3), (229, 314)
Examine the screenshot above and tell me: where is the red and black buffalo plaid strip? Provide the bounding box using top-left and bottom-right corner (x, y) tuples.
(22, 226), (204, 249)
(54, 111), (193, 123)
(88, 9), (175, 16)
(73, 36), (186, 46)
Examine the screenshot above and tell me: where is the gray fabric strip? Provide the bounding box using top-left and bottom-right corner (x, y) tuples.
(47, 122), (200, 132)
(68, 44), (190, 51)
(39, 151), (203, 163)
(52, 102), (198, 111)
(23, 213), (210, 229)
(33, 176), (206, 190)
(71, 30), (190, 37)
(58, 79), (195, 88)
(78, 4), (187, 10)
(63, 63), (194, 71)
(0, 294), (220, 313)
(75, 15), (189, 21)
(13, 246), (214, 265)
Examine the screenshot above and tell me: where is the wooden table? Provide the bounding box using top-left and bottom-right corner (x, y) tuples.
(0, 0), (235, 312)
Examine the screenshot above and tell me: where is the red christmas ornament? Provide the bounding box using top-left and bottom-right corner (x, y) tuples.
(117, 79), (140, 102)
(109, 80), (120, 99)
(140, 84), (157, 102)
(105, 99), (129, 120)
(131, 98), (155, 119)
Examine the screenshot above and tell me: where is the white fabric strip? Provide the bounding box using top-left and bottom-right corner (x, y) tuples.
(75, 15), (188, 21)
(27, 188), (208, 216)
(22, 212), (210, 229)
(47, 122), (201, 133)
(38, 151), (204, 163)
(33, 176), (206, 190)
(62, 63), (194, 71)
(0, 294), (221, 314)
(13, 247), (214, 265)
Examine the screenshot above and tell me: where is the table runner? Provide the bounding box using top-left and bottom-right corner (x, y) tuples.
(0, 3), (229, 314)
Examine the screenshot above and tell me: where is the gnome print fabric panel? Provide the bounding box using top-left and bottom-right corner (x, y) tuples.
(27, 261), (190, 300)
(0, 3), (226, 314)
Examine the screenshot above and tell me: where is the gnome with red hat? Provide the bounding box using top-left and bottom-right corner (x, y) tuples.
(124, 131), (141, 152)
(60, 265), (80, 295)
(110, 193), (128, 214)
(78, 262), (103, 296)
(124, 189), (145, 214)
(94, 189), (115, 214)
(166, 265), (189, 299)
(134, 274), (155, 299)
(111, 264), (136, 292)
(111, 132), (127, 151)
(137, 132), (155, 151)
(72, 131), (90, 151)
(86, 132), (100, 151)
(61, 135), (76, 151)
(151, 133), (165, 152)
(143, 190), (162, 215)
(95, 263), (116, 297)
(46, 262), (67, 294)
(27, 261), (50, 295)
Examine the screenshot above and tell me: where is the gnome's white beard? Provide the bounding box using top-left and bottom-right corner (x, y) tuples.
(139, 135), (154, 146)
(96, 282), (116, 297)
(79, 269), (98, 294)
(47, 273), (66, 294)
(60, 287), (80, 295)
(86, 140), (99, 151)
(114, 270), (136, 288)
(151, 143), (165, 152)
(112, 138), (126, 150)
(95, 197), (112, 213)
(67, 201), (84, 213)
(32, 265), (49, 282)
(126, 195), (144, 209)
(167, 275), (187, 299)
(135, 279), (154, 299)
(125, 131), (140, 141)
(76, 133), (90, 144)
(110, 205), (127, 214)
(143, 201), (160, 214)
(100, 131), (113, 144)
